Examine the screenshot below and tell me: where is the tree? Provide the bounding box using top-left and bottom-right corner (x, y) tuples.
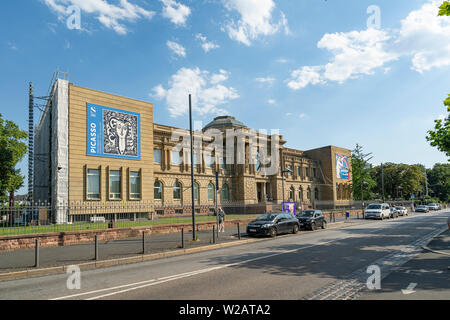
(426, 95), (450, 157)
(439, 1), (450, 16)
(427, 163), (450, 202)
(0, 114), (28, 203)
(350, 144), (376, 201)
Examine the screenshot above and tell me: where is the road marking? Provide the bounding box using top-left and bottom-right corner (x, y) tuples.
(401, 283), (417, 295)
(51, 240), (337, 300)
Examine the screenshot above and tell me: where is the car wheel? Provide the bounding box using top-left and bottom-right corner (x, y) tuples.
(322, 221), (326, 229)
(311, 222), (316, 231)
(292, 224), (299, 234)
(269, 227), (277, 238)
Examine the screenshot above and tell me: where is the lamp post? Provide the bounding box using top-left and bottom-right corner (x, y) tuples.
(361, 180), (368, 209)
(281, 167), (292, 204)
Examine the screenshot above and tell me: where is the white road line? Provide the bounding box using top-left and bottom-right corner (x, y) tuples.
(51, 240), (336, 300)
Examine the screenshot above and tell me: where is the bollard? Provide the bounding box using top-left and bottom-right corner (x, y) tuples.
(35, 239), (39, 268)
(333, 213), (336, 223)
(181, 228), (184, 249)
(237, 223), (241, 240)
(213, 225), (216, 244)
(142, 231), (145, 254)
(94, 235), (98, 261)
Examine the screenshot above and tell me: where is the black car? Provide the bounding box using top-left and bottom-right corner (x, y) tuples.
(246, 212), (300, 237)
(296, 210), (326, 230)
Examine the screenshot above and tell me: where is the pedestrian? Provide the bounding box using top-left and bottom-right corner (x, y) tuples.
(218, 207), (225, 233)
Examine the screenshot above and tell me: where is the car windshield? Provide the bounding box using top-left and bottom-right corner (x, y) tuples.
(395, 207), (404, 209)
(418, 206), (426, 208)
(367, 204), (381, 209)
(297, 211), (315, 217)
(255, 213), (278, 221)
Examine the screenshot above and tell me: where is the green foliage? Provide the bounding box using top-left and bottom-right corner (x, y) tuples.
(426, 95), (450, 157)
(426, 163), (450, 202)
(370, 163), (426, 200)
(438, 1), (450, 16)
(350, 144), (376, 200)
(0, 114), (28, 200)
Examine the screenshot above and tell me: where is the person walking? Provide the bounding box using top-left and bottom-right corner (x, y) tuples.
(218, 207), (225, 233)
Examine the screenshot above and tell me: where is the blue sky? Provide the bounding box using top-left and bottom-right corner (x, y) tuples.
(0, 0), (449, 195)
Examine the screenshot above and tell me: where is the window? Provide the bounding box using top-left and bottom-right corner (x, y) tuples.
(205, 155), (214, 168)
(87, 169), (101, 200)
(192, 152), (198, 166)
(129, 171), (141, 199)
(173, 181), (182, 200)
(287, 165), (292, 175)
(109, 170), (121, 200)
(208, 183), (215, 201)
(298, 188), (303, 201)
(222, 183), (229, 201)
(289, 187), (295, 201)
(172, 151), (181, 166)
(297, 166), (301, 177)
(315, 188), (319, 201)
(154, 181), (163, 200)
(194, 182), (199, 201)
(153, 149), (161, 164)
(307, 188), (311, 200)
(313, 168), (317, 178)
(305, 167), (309, 177)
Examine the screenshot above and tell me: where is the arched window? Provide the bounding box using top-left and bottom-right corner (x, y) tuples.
(208, 183), (215, 201)
(314, 188), (319, 201)
(173, 181), (182, 200)
(289, 187), (295, 201)
(307, 188), (311, 200)
(222, 184), (229, 201)
(154, 181), (163, 200)
(194, 182), (199, 201)
(298, 188), (303, 202)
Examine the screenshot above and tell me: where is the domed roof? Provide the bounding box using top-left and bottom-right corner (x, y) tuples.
(202, 116), (246, 131)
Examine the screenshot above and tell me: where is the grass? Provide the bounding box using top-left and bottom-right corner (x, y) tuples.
(0, 214), (259, 237)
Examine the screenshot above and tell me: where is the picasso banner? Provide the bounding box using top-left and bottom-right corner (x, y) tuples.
(87, 103), (141, 160)
(335, 153), (349, 180)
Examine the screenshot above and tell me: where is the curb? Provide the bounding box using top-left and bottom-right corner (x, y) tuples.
(0, 219), (369, 282)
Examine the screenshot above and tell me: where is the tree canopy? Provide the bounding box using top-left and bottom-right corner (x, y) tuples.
(426, 95), (450, 158)
(439, 1), (450, 16)
(0, 114), (28, 201)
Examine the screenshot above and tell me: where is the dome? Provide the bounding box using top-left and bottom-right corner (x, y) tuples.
(202, 116), (246, 131)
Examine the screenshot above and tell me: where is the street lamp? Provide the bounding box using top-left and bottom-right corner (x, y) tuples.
(281, 167), (292, 204)
(361, 180), (369, 209)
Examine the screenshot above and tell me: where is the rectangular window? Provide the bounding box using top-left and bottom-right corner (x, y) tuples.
(87, 169), (101, 200)
(153, 149), (161, 164)
(172, 151), (181, 166)
(305, 167), (309, 177)
(206, 155), (214, 168)
(313, 168), (317, 178)
(129, 171), (141, 200)
(297, 166), (301, 177)
(109, 170), (121, 200)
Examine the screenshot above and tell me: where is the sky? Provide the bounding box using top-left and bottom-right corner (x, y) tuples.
(0, 0), (449, 195)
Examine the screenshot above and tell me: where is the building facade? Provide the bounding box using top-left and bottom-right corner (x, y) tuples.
(33, 79), (352, 223)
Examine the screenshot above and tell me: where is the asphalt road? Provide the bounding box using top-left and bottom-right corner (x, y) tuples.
(0, 210), (448, 300)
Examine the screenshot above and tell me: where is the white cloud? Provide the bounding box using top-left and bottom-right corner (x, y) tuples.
(286, 0), (450, 90)
(196, 33), (220, 52)
(396, 0), (450, 73)
(222, 0), (289, 46)
(267, 99), (276, 105)
(7, 42), (17, 50)
(299, 113), (308, 119)
(276, 58), (288, 63)
(43, 0), (155, 35)
(150, 67), (239, 117)
(255, 77), (276, 85)
(166, 40), (186, 57)
(161, 0), (191, 26)
(287, 66), (324, 90)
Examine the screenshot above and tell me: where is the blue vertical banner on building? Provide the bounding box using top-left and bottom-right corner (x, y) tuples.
(335, 153), (349, 180)
(86, 103), (141, 160)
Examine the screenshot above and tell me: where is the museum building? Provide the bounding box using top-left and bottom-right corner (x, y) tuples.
(33, 78), (353, 223)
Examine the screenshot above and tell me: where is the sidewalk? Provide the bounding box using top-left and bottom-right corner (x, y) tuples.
(0, 214), (365, 277)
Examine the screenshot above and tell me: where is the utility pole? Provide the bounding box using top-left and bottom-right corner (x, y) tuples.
(28, 82), (34, 204)
(381, 163), (385, 203)
(189, 94), (196, 241)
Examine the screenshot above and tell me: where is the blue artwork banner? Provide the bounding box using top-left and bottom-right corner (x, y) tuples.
(86, 103), (141, 160)
(335, 153), (349, 180)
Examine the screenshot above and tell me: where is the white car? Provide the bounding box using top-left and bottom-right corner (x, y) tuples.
(364, 203), (391, 220)
(427, 203), (441, 211)
(395, 206), (408, 216)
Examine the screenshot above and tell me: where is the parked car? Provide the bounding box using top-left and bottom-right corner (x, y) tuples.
(246, 212), (300, 237)
(427, 203), (441, 211)
(364, 203), (390, 220)
(296, 210), (327, 230)
(389, 207), (399, 218)
(395, 206), (408, 216)
(416, 205), (429, 213)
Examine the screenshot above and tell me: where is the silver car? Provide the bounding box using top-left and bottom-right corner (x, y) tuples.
(395, 206), (408, 216)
